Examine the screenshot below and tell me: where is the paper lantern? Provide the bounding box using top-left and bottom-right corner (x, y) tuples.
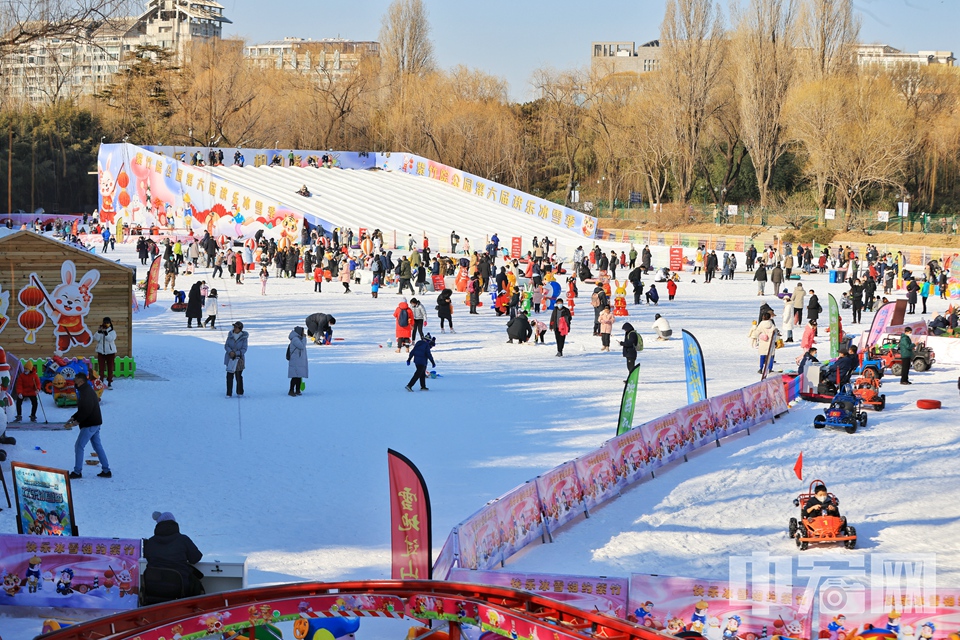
(19, 308), (45, 343)
(117, 170), (129, 189)
(18, 285), (44, 307)
(118, 190), (131, 208)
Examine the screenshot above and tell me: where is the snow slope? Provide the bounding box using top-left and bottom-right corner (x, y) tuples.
(1, 241), (957, 638)
(211, 165), (589, 256)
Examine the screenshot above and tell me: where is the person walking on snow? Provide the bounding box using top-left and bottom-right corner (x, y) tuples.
(67, 373), (112, 479)
(410, 298), (427, 341)
(405, 334), (436, 391)
(224, 321), (248, 397)
(436, 288), (455, 333)
(14, 360), (41, 422)
(203, 289), (218, 328)
(598, 305), (614, 351)
(286, 326), (308, 396)
(550, 299), (572, 356)
(94, 317), (117, 389)
(619, 322), (640, 377)
(394, 299), (414, 352)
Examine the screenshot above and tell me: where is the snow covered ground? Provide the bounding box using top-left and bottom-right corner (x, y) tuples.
(1, 241), (957, 639)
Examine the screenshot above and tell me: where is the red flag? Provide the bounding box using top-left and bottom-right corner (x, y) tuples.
(387, 449), (432, 580)
(793, 452), (803, 481)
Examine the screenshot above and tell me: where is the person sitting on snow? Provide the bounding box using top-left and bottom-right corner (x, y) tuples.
(297, 184), (311, 197)
(803, 484), (840, 520)
(652, 313), (672, 340)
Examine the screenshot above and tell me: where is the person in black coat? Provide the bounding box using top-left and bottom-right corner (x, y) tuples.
(620, 322), (639, 375)
(591, 285), (608, 335)
(186, 281), (203, 328)
(506, 311), (533, 343)
(705, 251), (718, 282)
(436, 289), (454, 332)
(305, 312), (336, 344)
(144, 511), (204, 597)
(807, 291), (822, 324)
(850, 280), (864, 323)
(803, 484), (840, 520)
(549, 299), (572, 356)
(67, 373), (111, 479)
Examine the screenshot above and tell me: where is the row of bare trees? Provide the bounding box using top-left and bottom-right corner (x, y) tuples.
(3, 0), (960, 221)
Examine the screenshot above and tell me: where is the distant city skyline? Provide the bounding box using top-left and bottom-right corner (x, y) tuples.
(221, 0), (959, 101)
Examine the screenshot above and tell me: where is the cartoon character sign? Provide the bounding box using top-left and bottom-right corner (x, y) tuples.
(98, 156), (118, 224)
(25, 261), (100, 355)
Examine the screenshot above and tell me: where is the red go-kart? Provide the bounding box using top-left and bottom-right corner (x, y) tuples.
(788, 479), (857, 550)
(851, 375), (885, 411)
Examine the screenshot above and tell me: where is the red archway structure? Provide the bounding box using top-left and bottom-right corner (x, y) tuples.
(38, 580), (672, 640)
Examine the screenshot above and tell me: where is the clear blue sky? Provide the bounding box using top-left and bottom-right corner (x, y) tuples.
(221, 0), (959, 101)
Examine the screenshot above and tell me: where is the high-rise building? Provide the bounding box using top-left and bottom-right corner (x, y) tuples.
(0, 0), (231, 104)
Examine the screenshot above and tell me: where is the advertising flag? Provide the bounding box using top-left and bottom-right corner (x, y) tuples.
(387, 449), (432, 579)
(681, 329), (707, 404)
(828, 294), (840, 358)
(794, 451), (803, 481)
(144, 255), (161, 308)
(863, 301), (896, 351)
(616, 364), (641, 436)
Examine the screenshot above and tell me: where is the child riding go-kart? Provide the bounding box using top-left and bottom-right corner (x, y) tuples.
(813, 384), (867, 433)
(789, 480), (856, 550)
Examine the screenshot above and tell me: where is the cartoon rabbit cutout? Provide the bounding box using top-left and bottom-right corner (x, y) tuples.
(32, 261), (101, 355)
(99, 156), (117, 224)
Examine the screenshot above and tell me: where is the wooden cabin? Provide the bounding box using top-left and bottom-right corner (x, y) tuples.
(0, 231), (134, 360)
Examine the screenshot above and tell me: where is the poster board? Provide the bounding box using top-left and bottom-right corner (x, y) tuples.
(11, 462), (78, 536)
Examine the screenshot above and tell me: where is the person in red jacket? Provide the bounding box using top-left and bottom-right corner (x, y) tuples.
(394, 299), (414, 353)
(14, 361), (41, 422)
(666, 279), (678, 301)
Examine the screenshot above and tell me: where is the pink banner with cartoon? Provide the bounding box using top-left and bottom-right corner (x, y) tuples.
(449, 569), (629, 618)
(0, 533), (141, 610)
(456, 505), (502, 571)
(676, 399), (720, 450)
(494, 481), (546, 559)
(710, 390), (750, 439)
(97, 144), (317, 241)
(628, 574), (811, 640)
(473, 601), (586, 640)
(764, 376), (789, 416)
(534, 461), (586, 534)
(638, 411), (691, 467)
(573, 447), (620, 511)
(606, 426), (653, 489)
(816, 587), (960, 640)
(741, 381), (774, 427)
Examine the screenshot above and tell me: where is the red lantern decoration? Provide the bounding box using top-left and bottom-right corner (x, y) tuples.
(117, 170), (129, 189)
(18, 285), (44, 307)
(118, 190), (131, 208)
(18, 308), (45, 344)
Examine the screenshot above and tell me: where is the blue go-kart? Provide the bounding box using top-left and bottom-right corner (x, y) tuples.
(813, 384), (867, 434)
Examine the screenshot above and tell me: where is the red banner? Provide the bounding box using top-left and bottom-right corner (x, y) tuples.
(432, 275), (446, 292)
(144, 255), (161, 307)
(669, 246), (684, 271)
(388, 449), (432, 580)
(511, 237), (522, 259)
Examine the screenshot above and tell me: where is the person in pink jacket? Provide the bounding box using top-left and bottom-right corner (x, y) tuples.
(801, 319), (817, 351)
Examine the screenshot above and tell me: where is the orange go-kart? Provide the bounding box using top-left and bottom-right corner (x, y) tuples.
(851, 375), (885, 411)
(788, 479), (857, 550)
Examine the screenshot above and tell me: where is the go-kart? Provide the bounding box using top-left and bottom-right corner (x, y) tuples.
(851, 375), (885, 411)
(872, 337), (936, 374)
(813, 385), (867, 433)
(788, 479), (857, 550)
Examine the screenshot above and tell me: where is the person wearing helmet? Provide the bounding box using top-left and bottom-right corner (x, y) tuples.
(803, 484), (840, 520)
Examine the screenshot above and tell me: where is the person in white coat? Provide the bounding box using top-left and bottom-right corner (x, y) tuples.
(781, 294), (796, 343)
(652, 313), (672, 340)
(750, 312), (778, 373)
(93, 317), (117, 389)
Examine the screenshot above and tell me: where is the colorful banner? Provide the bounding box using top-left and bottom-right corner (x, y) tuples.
(617, 364), (641, 436)
(456, 505), (502, 571)
(495, 481), (545, 559)
(817, 586), (960, 639)
(638, 411), (689, 467)
(449, 569), (629, 618)
(709, 390), (749, 440)
(11, 462), (77, 536)
(573, 447), (620, 511)
(829, 294), (840, 359)
(472, 601), (585, 640)
(863, 302), (897, 351)
(511, 237), (522, 259)
(682, 329), (707, 404)
(606, 426), (653, 489)
(0, 533), (141, 610)
(764, 375), (789, 415)
(144, 255), (161, 307)
(534, 461), (586, 534)
(628, 574), (811, 640)
(387, 449), (432, 580)
(741, 381), (774, 426)
(431, 532), (458, 581)
(99, 144), (318, 241)
(669, 246), (684, 271)
(676, 399), (719, 450)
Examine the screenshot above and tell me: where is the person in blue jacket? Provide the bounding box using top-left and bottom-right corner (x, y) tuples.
(405, 333), (436, 392)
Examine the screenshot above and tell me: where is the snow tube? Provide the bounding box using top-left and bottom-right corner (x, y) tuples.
(916, 399), (941, 410)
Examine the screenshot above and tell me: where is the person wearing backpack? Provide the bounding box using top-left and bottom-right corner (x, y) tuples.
(394, 299), (414, 353)
(591, 284), (608, 336)
(550, 298), (573, 357)
(397, 256), (414, 296)
(286, 326), (308, 397)
(467, 275), (480, 314)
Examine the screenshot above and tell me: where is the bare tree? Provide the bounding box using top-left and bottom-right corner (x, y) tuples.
(533, 67), (587, 207)
(796, 0), (860, 79)
(732, 0), (798, 208)
(700, 51), (747, 208)
(379, 0), (434, 81)
(0, 0), (131, 50)
(660, 0), (725, 202)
